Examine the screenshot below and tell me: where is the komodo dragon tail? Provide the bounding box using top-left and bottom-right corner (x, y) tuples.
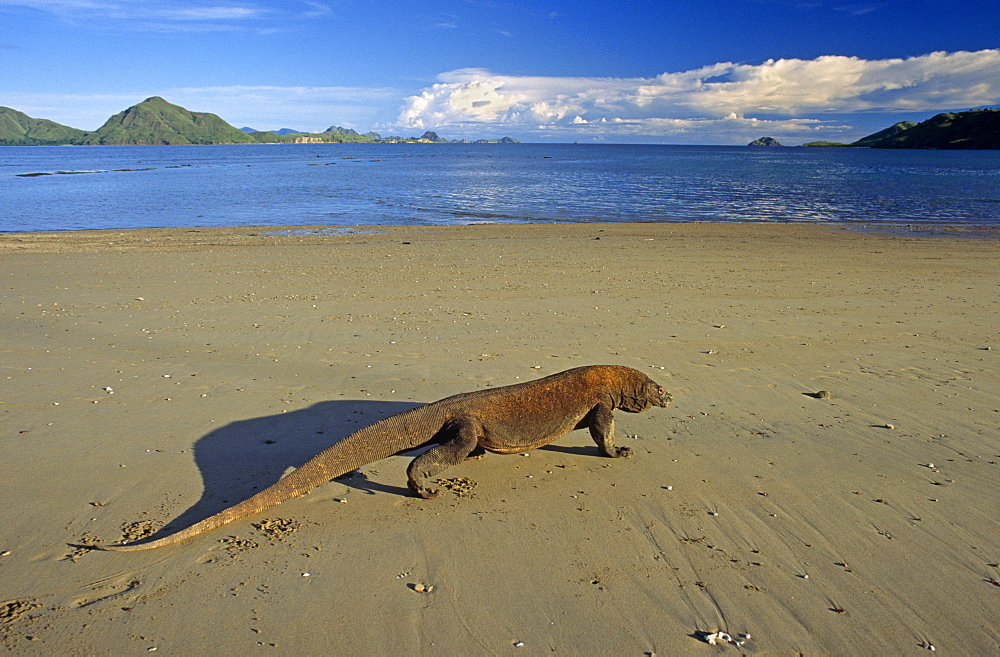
(96, 408), (435, 551)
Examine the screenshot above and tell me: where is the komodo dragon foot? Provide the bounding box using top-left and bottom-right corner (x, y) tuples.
(603, 445), (633, 458)
(408, 480), (442, 499)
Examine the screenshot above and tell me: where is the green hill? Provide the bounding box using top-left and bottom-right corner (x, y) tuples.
(0, 106), (86, 145)
(852, 121), (916, 147)
(76, 96), (257, 145)
(802, 110), (998, 149)
(801, 121), (916, 148)
(870, 109), (1000, 149)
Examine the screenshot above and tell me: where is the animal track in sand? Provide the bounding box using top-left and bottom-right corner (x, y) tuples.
(1, 599), (38, 624)
(120, 519), (163, 543)
(436, 477), (479, 497)
(71, 579), (141, 609)
(1, 598), (41, 649)
(251, 517), (301, 540)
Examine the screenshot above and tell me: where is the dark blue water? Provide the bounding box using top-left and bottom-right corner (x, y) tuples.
(1, 143), (998, 232)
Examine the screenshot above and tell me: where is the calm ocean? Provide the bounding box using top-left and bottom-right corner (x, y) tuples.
(1, 143), (998, 233)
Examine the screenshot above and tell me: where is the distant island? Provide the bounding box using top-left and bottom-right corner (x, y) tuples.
(0, 96), (522, 146)
(748, 137), (783, 147)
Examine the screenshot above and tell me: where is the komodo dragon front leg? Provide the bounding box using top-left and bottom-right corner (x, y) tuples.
(582, 401), (632, 458)
(407, 401), (632, 498)
(407, 416), (482, 498)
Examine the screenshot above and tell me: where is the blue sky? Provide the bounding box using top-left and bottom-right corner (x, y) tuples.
(1, 0), (998, 143)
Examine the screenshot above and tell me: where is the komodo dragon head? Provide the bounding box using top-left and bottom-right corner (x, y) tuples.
(616, 372), (673, 413)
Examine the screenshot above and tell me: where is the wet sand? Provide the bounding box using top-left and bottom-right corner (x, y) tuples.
(1, 223), (997, 654)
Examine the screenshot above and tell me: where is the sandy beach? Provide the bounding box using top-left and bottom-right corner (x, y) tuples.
(1, 222), (997, 655)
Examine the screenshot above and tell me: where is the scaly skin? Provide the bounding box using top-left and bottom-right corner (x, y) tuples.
(95, 365), (672, 551)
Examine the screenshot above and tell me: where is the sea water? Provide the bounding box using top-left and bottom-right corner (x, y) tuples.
(1, 143), (998, 233)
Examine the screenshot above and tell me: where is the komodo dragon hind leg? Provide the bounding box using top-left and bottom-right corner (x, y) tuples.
(407, 417), (481, 498)
(586, 402), (633, 459)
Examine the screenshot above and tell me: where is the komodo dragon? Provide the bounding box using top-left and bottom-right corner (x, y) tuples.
(95, 365), (672, 551)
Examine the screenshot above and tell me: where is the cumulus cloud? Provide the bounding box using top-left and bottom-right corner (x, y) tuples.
(399, 50), (1000, 139)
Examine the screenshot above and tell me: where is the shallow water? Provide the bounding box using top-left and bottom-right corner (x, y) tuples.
(1, 143), (998, 232)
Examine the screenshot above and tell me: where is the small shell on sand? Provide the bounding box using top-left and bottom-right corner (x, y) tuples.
(815, 390), (832, 399)
(704, 631), (748, 647)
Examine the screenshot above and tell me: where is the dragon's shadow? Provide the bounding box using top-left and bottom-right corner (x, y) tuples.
(151, 399), (422, 538)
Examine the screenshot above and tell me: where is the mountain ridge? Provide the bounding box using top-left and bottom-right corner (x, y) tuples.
(871, 110), (1000, 149)
(241, 127), (304, 136)
(77, 96), (257, 145)
(801, 110), (998, 148)
(0, 106), (88, 145)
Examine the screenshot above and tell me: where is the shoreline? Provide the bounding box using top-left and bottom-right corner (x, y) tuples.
(2, 217), (998, 243)
(1, 222), (997, 654)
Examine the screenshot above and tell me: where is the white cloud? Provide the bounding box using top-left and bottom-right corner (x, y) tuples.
(301, 1), (330, 18)
(1, 0), (341, 23)
(155, 6), (265, 21)
(0, 0), (269, 24)
(399, 50), (1000, 141)
(834, 3), (881, 17)
(0, 0), (117, 11)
